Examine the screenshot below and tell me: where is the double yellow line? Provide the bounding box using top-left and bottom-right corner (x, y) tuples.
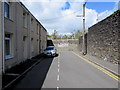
(72, 51), (120, 82)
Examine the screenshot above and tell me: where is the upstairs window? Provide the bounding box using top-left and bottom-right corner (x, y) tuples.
(23, 12), (27, 28)
(31, 18), (33, 24)
(4, 1), (10, 18)
(37, 24), (39, 34)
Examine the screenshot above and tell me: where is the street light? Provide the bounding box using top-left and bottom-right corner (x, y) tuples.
(76, 2), (87, 55)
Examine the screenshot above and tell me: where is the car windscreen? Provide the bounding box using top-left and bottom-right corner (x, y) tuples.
(46, 47), (54, 50)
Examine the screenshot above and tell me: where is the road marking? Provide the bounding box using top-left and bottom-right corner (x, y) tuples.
(57, 87), (59, 90)
(58, 64), (60, 68)
(72, 51), (120, 82)
(57, 75), (59, 81)
(58, 68), (60, 73)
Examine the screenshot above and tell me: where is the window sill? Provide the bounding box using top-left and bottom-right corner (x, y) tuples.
(5, 55), (14, 60)
(23, 26), (28, 29)
(4, 17), (14, 22)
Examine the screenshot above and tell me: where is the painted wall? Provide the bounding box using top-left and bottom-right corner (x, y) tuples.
(4, 2), (47, 70)
(0, 2), (2, 90)
(0, 1), (3, 74)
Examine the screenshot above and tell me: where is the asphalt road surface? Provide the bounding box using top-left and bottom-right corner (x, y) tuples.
(14, 51), (118, 89)
(42, 51), (118, 88)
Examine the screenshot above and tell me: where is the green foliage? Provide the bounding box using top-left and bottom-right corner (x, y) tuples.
(111, 9), (120, 16)
(49, 29), (82, 40)
(74, 30), (82, 39)
(47, 35), (53, 38)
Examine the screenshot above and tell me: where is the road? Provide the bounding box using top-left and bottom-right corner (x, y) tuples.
(14, 51), (118, 89)
(42, 51), (118, 88)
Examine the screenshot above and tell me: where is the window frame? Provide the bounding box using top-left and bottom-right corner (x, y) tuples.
(5, 34), (13, 60)
(23, 12), (28, 28)
(4, 1), (10, 18)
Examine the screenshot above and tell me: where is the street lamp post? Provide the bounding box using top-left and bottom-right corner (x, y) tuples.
(82, 3), (86, 55)
(76, 2), (87, 55)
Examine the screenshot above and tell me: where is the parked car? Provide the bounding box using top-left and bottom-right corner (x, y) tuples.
(43, 46), (57, 57)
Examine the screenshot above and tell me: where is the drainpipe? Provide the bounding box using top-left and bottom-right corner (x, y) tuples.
(2, 1), (5, 73)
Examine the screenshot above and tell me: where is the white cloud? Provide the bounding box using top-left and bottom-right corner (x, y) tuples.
(20, 0), (119, 2)
(23, 0), (119, 35)
(98, 1), (119, 22)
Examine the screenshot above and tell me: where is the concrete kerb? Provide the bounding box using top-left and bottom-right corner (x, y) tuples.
(2, 57), (44, 90)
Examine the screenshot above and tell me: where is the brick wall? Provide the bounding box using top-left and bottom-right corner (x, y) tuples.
(87, 10), (120, 63)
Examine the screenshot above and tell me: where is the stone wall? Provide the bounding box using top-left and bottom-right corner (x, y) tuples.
(87, 10), (120, 63)
(53, 39), (79, 52)
(78, 33), (87, 54)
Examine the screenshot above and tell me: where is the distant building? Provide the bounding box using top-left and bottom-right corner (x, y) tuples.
(2, 1), (47, 70)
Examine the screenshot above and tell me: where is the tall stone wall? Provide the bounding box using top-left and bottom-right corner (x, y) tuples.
(87, 10), (120, 63)
(53, 39), (79, 52)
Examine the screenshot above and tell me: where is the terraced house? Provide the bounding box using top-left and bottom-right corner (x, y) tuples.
(1, 1), (47, 72)
(0, 2), (4, 74)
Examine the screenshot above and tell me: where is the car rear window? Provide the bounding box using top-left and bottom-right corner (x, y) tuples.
(46, 47), (54, 50)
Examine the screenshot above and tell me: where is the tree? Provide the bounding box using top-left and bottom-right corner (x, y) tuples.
(47, 35), (53, 40)
(52, 30), (58, 39)
(74, 30), (82, 39)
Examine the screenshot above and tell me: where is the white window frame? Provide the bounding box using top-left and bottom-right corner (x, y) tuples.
(4, 1), (10, 18)
(5, 34), (13, 59)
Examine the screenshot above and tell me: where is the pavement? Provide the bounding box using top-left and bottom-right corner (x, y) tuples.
(75, 51), (119, 75)
(13, 58), (54, 89)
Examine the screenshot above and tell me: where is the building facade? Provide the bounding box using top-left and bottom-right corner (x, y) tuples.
(0, 2), (3, 74)
(4, 1), (47, 70)
(0, 2), (3, 89)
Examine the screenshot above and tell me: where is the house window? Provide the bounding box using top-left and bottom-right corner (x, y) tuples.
(23, 13), (27, 28)
(5, 34), (13, 59)
(37, 24), (39, 34)
(31, 18), (33, 24)
(4, 2), (10, 18)
(31, 38), (34, 54)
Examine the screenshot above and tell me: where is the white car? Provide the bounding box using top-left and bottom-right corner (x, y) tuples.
(43, 46), (57, 57)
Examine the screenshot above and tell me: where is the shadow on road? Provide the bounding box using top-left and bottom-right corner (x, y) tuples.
(36, 57), (54, 89)
(11, 57), (55, 89)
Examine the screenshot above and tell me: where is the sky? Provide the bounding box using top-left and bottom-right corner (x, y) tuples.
(21, 0), (120, 35)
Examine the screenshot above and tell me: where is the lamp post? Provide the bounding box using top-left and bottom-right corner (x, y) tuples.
(76, 2), (87, 55)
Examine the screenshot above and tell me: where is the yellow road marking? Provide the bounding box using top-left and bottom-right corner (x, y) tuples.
(72, 51), (120, 82)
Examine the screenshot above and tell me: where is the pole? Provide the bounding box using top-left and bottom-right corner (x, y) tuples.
(76, 2), (87, 55)
(82, 3), (86, 55)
